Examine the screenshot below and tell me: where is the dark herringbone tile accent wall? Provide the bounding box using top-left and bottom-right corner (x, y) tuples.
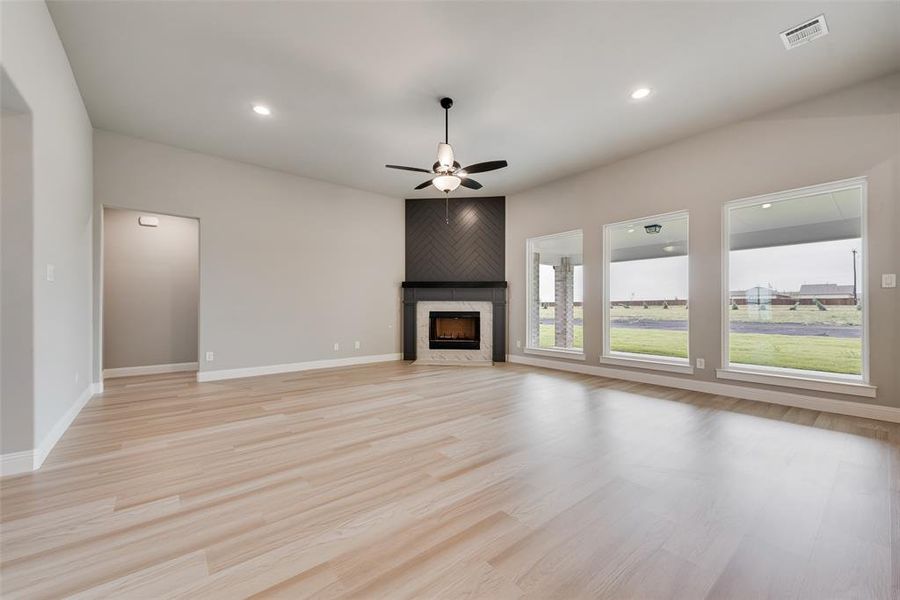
(406, 197), (505, 281)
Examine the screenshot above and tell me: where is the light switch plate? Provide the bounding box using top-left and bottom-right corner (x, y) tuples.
(696, 358), (705, 369)
(333, 343), (340, 351)
(882, 273), (897, 288)
(354, 341), (360, 349)
(206, 351), (214, 362)
(46, 264), (55, 282)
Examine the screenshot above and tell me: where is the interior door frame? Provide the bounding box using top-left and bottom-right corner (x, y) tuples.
(98, 204), (201, 384)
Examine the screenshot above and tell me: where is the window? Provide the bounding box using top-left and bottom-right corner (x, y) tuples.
(603, 212), (689, 368)
(723, 178), (867, 383)
(526, 230), (584, 357)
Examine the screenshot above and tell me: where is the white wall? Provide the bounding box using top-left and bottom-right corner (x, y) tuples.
(507, 73), (900, 409)
(0, 2), (94, 457)
(93, 130), (404, 376)
(103, 208), (199, 370)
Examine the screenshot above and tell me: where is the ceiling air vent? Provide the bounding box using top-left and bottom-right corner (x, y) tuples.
(780, 15), (829, 49)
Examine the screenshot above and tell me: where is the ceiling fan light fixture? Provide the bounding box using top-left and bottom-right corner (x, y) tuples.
(433, 174), (461, 193)
(437, 143), (454, 170)
(385, 97), (508, 194)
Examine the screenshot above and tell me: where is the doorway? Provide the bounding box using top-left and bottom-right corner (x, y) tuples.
(1, 69), (35, 456)
(101, 207), (199, 378)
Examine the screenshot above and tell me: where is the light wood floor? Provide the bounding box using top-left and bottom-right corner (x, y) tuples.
(1, 362), (897, 599)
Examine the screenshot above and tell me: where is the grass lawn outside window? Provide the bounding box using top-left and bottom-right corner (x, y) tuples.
(537, 305), (584, 350)
(537, 301), (861, 375)
(606, 305), (861, 374)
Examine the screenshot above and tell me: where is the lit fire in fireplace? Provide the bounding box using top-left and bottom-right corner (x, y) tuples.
(429, 311), (480, 350)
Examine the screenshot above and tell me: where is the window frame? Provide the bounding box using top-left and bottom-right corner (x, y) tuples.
(601, 210), (691, 371)
(524, 229), (585, 360)
(718, 176), (873, 392)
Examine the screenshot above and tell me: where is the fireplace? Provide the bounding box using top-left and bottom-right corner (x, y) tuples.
(429, 311), (480, 350)
(402, 284), (506, 363)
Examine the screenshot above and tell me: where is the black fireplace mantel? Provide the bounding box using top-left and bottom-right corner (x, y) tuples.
(402, 281), (507, 289)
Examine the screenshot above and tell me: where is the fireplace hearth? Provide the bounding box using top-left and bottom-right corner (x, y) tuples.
(429, 311), (480, 350)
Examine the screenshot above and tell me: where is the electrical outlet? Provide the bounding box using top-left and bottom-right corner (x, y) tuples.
(46, 264), (55, 282)
(696, 358), (705, 369)
(883, 273), (897, 288)
(333, 343), (340, 351)
(206, 351), (214, 362)
(354, 341), (360, 350)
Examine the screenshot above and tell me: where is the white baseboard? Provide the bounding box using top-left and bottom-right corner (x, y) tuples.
(103, 362), (198, 378)
(0, 450), (34, 477)
(32, 384), (96, 469)
(1, 382), (100, 477)
(197, 353), (403, 383)
(508, 354), (900, 424)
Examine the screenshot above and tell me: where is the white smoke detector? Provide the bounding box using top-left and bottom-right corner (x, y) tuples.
(780, 15), (829, 50)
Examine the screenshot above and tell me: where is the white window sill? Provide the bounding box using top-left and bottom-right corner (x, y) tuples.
(599, 353), (694, 374)
(716, 367), (876, 398)
(524, 347), (586, 361)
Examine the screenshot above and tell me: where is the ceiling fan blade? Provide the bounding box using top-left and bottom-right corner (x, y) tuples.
(460, 160), (508, 174)
(414, 180), (433, 190)
(460, 178), (483, 190)
(386, 164), (432, 174)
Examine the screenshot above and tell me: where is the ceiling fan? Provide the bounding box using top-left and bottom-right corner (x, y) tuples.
(386, 97), (508, 194)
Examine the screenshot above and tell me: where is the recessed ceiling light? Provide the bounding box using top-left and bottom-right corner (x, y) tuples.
(663, 245), (676, 252)
(630, 87), (652, 100)
(761, 203), (772, 209)
(252, 104), (272, 116)
(627, 227), (635, 233)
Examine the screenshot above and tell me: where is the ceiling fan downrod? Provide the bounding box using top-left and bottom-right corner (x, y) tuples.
(441, 97), (452, 144)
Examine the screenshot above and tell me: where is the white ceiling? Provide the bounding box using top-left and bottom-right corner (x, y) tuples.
(729, 187), (861, 250)
(608, 213), (689, 261)
(731, 189), (860, 234)
(47, 1), (900, 199)
(609, 214), (689, 251)
(533, 232), (583, 265)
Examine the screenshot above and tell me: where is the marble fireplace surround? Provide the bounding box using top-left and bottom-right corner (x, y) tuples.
(415, 301), (493, 365)
(401, 282), (507, 363)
